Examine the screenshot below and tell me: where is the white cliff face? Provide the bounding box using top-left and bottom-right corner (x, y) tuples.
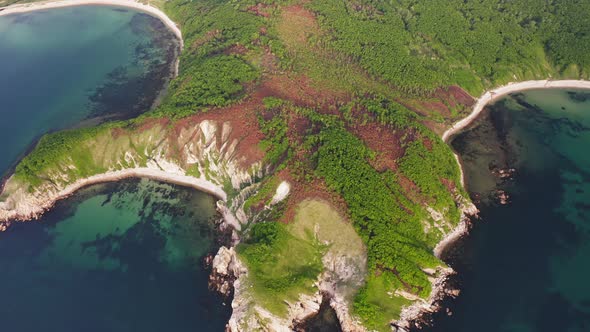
(0, 116), (480, 332)
(0, 117), (332, 331)
(0, 120), (263, 228)
(270, 181), (290, 205)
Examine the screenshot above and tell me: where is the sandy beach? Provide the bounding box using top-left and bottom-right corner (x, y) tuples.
(0, 167), (227, 225)
(0, 0), (183, 48)
(409, 79), (590, 327)
(437, 79), (590, 268)
(442, 79), (590, 142)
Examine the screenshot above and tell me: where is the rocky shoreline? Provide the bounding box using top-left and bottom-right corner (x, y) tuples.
(392, 200), (478, 332)
(408, 80), (590, 332)
(2, 4), (586, 328)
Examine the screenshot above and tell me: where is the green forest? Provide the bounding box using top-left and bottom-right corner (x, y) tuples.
(310, 0), (590, 94)
(249, 97), (463, 328)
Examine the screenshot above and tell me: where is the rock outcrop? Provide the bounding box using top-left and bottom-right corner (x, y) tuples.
(211, 244), (325, 332)
(0, 117), (480, 332)
(0, 120), (263, 229)
(393, 193), (478, 331)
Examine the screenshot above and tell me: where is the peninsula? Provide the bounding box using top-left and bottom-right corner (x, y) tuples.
(1, 1), (589, 331)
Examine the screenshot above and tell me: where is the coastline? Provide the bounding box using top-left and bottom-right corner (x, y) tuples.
(0, 0), (186, 219)
(1, 3), (588, 326)
(0, 0), (183, 48)
(0, 0), (183, 201)
(442, 79), (590, 142)
(440, 79), (590, 253)
(0, 168), (226, 226)
(433, 79), (590, 297)
(395, 199), (477, 332)
(404, 79), (590, 331)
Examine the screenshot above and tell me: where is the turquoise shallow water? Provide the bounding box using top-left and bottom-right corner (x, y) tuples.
(426, 89), (590, 331)
(0, 7), (229, 331)
(0, 179), (230, 331)
(0, 5), (178, 174)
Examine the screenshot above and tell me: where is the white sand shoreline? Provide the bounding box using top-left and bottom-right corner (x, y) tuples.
(442, 79), (590, 142)
(0, 168), (227, 224)
(0, 0), (183, 48)
(439, 79), (590, 262)
(405, 79), (590, 328)
(396, 79), (590, 330)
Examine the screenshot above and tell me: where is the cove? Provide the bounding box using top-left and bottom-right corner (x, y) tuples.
(0, 5), (179, 174)
(425, 88), (590, 331)
(0, 178), (231, 331)
(0, 5), (232, 331)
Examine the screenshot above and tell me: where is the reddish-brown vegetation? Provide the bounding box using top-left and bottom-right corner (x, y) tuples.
(190, 29), (221, 50)
(247, 3), (273, 18)
(276, 168), (349, 225)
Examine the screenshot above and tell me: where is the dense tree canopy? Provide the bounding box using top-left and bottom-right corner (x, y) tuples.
(310, 0), (590, 94)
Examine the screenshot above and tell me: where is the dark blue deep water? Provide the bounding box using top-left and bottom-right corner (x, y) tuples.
(427, 89), (590, 332)
(0, 6), (229, 332)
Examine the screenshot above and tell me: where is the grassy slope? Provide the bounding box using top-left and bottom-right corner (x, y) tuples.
(237, 216), (325, 317)
(255, 97), (463, 330)
(4, 0), (590, 330)
(238, 198), (366, 317)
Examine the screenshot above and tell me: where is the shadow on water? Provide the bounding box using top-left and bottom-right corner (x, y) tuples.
(422, 88), (590, 332)
(0, 7), (180, 181)
(295, 297), (343, 332)
(85, 13), (180, 122)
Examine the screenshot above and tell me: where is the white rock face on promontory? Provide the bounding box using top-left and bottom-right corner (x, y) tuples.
(0, 120), (263, 227)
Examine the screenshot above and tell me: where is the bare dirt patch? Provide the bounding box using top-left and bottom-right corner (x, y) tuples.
(247, 3), (273, 18)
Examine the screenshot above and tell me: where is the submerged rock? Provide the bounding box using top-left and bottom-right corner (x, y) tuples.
(492, 167), (517, 180)
(493, 189), (511, 205)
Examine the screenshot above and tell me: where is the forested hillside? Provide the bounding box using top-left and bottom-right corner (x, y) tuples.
(310, 0), (590, 94)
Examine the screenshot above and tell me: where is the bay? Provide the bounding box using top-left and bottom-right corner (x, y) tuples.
(0, 179), (230, 332)
(426, 88), (590, 332)
(0, 6), (229, 331)
(0, 5), (178, 174)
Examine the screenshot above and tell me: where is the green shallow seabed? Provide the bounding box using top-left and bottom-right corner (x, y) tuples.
(0, 7), (230, 332)
(424, 88), (590, 332)
(0, 178), (230, 332)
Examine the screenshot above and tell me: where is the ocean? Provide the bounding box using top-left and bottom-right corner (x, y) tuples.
(426, 88), (590, 332)
(0, 5), (178, 174)
(0, 6), (229, 331)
